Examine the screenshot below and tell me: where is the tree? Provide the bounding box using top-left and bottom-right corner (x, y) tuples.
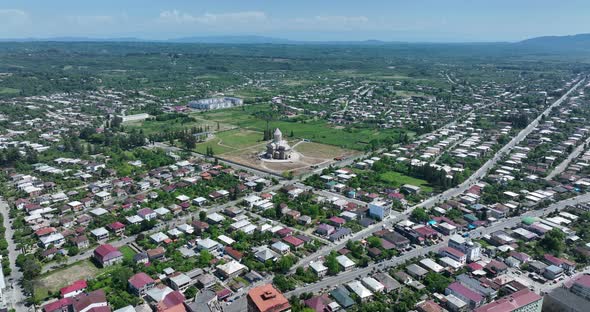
(423, 272), (452, 293)
(185, 286), (198, 299)
(273, 274), (295, 292)
(199, 211), (207, 221)
(367, 236), (382, 248)
(324, 251), (341, 275)
(197, 250), (213, 267)
(410, 207), (430, 223)
(539, 228), (565, 255)
(111, 266), (134, 290)
(274, 255), (295, 274)
(182, 134), (197, 149)
(22, 257), (41, 280)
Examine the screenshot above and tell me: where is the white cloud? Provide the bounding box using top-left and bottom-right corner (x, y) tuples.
(158, 10), (267, 25)
(0, 9), (30, 25)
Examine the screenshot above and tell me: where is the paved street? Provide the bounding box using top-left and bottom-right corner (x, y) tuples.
(545, 135), (590, 180)
(0, 200), (27, 311)
(286, 192), (590, 298)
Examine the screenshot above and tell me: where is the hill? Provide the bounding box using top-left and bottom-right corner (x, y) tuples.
(518, 33), (590, 51)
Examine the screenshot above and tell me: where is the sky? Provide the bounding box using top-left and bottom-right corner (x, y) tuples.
(1, 0), (589, 42)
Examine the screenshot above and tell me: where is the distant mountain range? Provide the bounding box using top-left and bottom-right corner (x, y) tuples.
(2, 33), (590, 50)
(0, 35), (399, 45)
(516, 33), (590, 51)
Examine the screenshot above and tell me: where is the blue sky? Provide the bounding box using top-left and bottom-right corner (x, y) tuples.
(1, 0), (589, 42)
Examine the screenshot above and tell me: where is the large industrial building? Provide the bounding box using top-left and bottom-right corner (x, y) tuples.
(188, 97), (243, 110)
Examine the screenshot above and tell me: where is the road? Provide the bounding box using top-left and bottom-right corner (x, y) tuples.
(0, 200), (27, 311)
(417, 77), (585, 210)
(545, 135), (590, 180)
(286, 192), (590, 297)
(289, 79), (587, 270)
(223, 78), (587, 310)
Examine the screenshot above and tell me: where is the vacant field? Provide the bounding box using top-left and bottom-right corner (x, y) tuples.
(395, 90), (430, 98)
(34, 260), (100, 301)
(379, 171), (433, 193)
(195, 128), (264, 155)
(0, 87), (19, 95)
(221, 140), (358, 175)
(198, 104), (406, 150)
(119, 245), (136, 261)
(126, 115), (234, 135)
(293, 141), (357, 159)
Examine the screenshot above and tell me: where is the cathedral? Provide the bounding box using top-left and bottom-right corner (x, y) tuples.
(265, 128), (292, 160)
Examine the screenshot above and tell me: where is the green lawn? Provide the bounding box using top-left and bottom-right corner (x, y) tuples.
(197, 104), (408, 150)
(0, 87), (20, 95)
(379, 171), (433, 193)
(119, 245), (136, 261)
(126, 117), (202, 135)
(195, 128), (264, 155)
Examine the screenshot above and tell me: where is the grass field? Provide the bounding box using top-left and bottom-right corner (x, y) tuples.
(379, 171), (433, 193)
(34, 260), (100, 301)
(293, 141), (355, 159)
(126, 115), (234, 135)
(395, 90), (430, 98)
(0, 87), (19, 95)
(198, 104), (407, 150)
(195, 128), (264, 155)
(119, 245), (136, 261)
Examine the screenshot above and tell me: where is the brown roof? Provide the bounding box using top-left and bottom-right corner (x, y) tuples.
(72, 290), (108, 312)
(225, 246), (243, 261)
(247, 284), (290, 312)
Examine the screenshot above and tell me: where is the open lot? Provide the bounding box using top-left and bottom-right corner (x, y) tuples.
(197, 104), (407, 150)
(0, 87), (19, 95)
(379, 171), (433, 193)
(195, 128), (264, 155)
(34, 260), (100, 301)
(126, 114), (235, 135)
(119, 245), (136, 262)
(221, 140), (359, 175)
